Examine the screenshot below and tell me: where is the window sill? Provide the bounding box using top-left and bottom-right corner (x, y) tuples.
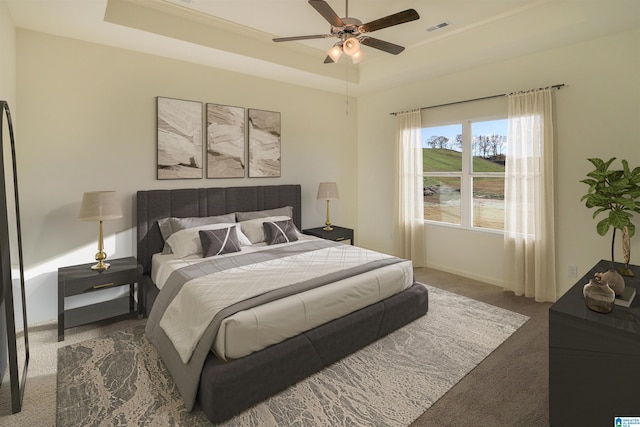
(423, 219), (504, 236)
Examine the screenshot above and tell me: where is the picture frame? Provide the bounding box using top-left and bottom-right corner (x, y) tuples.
(156, 97), (203, 180)
(248, 108), (281, 178)
(206, 104), (245, 178)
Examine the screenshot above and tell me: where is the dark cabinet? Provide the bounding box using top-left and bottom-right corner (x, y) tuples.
(549, 260), (640, 426)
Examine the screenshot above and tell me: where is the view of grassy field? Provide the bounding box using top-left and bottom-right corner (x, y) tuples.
(423, 148), (505, 230)
(423, 148), (505, 173)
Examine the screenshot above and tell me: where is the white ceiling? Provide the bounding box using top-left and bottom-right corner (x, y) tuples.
(6, 0), (640, 95)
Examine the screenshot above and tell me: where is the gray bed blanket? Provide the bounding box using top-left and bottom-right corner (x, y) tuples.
(145, 240), (405, 410)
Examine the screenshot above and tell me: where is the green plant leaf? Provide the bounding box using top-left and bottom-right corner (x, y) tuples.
(581, 157), (639, 240)
(609, 209), (632, 229)
(616, 198), (636, 209)
(584, 193), (609, 208)
(586, 171), (605, 180)
(596, 217), (610, 236)
(592, 207), (608, 218)
(580, 178), (597, 187)
(603, 157), (616, 170)
(587, 158), (605, 169)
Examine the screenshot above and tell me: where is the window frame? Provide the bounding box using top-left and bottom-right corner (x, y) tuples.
(422, 114), (507, 232)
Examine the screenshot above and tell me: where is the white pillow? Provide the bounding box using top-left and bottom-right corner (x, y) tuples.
(166, 223), (251, 257)
(239, 215), (297, 244)
(235, 206), (293, 222)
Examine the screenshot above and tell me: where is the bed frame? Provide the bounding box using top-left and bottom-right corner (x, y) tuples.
(136, 185), (429, 423)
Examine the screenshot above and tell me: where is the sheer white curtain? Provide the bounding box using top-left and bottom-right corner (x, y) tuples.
(393, 110), (426, 267)
(504, 89), (556, 302)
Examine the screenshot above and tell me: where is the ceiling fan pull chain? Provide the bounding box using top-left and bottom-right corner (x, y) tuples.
(345, 61), (349, 116)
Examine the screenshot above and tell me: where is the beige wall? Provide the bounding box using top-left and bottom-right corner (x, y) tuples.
(15, 30), (358, 324)
(357, 28), (640, 298)
(0, 1), (15, 107)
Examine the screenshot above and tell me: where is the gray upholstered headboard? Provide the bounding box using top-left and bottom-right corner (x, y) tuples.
(136, 185), (302, 275)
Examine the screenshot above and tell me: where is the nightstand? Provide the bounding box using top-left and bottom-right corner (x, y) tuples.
(58, 256), (142, 341)
(303, 226), (354, 245)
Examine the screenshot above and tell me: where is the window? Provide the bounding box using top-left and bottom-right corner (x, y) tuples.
(422, 118), (507, 230)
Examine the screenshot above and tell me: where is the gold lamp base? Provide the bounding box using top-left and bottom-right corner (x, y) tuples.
(323, 200), (333, 231)
(91, 260), (110, 271)
(91, 262), (110, 271)
(90, 221), (110, 271)
(91, 249), (110, 271)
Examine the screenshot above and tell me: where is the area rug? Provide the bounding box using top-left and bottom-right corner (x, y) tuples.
(57, 284), (529, 426)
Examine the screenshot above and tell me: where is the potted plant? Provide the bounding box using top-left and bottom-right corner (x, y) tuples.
(580, 157), (640, 278)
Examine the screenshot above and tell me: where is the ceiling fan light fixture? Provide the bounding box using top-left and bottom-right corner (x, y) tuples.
(272, 1), (419, 64)
(343, 37), (360, 56)
(327, 44), (343, 62)
(351, 49), (364, 64)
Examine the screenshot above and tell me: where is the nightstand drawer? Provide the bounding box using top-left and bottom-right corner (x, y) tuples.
(61, 269), (138, 296)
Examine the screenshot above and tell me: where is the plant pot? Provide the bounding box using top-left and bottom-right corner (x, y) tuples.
(583, 278), (615, 314)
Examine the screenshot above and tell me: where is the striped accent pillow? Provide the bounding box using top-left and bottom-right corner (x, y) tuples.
(263, 219), (299, 245)
(199, 226), (242, 258)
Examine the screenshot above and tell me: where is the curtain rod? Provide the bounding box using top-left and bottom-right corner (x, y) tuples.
(390, 83), (565, 116)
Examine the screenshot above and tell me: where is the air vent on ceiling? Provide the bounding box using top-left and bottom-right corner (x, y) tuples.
(426, 21), (451, 32)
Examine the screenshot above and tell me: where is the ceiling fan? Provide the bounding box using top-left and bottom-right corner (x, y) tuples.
(272, 0), (420, 64)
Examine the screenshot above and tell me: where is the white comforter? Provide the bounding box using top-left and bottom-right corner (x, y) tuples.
(154, 237), (413, 362)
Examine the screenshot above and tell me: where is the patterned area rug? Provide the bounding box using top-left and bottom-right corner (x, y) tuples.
(57, 284), (529, 426)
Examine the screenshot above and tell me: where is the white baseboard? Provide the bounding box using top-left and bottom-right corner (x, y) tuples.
(425, 261), (504, 288)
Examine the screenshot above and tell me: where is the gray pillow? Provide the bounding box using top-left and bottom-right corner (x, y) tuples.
(199, 227), (242, 258)
(235, 206), (293, 222)
(263, 219), (299, 245)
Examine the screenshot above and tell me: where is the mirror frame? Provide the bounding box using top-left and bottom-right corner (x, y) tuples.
(0, 100), (29, 413)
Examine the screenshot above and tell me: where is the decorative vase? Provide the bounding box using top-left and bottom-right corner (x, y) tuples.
(583, 278), (615, 313)
(595, 269), (625, 296)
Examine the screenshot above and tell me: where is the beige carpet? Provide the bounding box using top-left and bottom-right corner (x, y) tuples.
(411, 267), (551, 426)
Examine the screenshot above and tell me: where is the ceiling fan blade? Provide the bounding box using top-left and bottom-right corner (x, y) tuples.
(361, 37), (405, 55)
(323, 55), (335, 64)
(360, 9), (419, 33)
(309, 0), (345, 27)
(273, 34), (332, 42)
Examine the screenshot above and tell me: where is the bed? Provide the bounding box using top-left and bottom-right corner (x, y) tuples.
(137, 185), (429, 423)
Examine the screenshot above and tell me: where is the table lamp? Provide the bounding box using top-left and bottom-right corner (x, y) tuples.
(316, 182), (339, 231)
(78, 191), (122, 271)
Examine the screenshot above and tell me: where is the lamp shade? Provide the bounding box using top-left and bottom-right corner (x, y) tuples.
(78, 191), (123, 221)
(327, 44), (343, 63)
(317, 182), (339, 200)
(342, 37), (360, 56)
(351, 49), (364, 64)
